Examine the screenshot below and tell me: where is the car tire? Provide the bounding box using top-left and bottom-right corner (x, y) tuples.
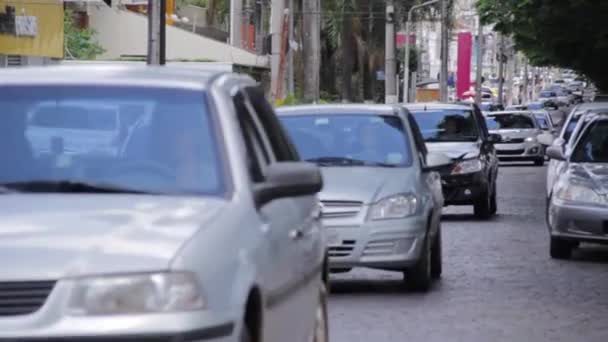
(534, 158), (545, 166)
(430, 227), (442, 279)
(405, 234), (432, 292)
(474, 188), (492, 220)
(550, 237), (574, 260)
(490, 182), (498, 215)
(312, 284), (329, 342)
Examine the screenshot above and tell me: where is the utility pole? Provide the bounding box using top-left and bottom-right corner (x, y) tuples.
(497, 34), (505, 106)
(270, 0), (286, 101)
(439, 0), (449, 102)
(147, 0), (166, 65)
(385, 1), (397, 104)
(523, 57), (529, 103)
(230, 0), (243, 47)
(474, 15), (483, 105)
(303, 0), (321, 102)
(287, 0), (295, 95)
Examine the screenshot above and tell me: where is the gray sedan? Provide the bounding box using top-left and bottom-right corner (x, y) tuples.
(0, 66), (327, 342)
(546, 113), (608, 259)
(485, 111), (546, 166)
(277, 105), (451, 291)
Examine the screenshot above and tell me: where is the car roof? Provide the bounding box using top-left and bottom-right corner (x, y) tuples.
(275, 104), (400, 116)
(0, 65), (233, 91)
(403, 103), (472, 111)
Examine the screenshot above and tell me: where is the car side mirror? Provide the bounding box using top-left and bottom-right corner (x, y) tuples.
(487, 133), (502, 144)
(537, 132), (555, 146)
(546, 146), (566, 161)
(254, 162), (323, 207)
(423, 152), (453, 172)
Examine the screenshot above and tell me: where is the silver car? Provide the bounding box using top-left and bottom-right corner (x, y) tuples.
(0, 66), (328, 342)
(277, 105), (450, 291)
(546, 113), (608, 259)
(485, 111), (546, 166)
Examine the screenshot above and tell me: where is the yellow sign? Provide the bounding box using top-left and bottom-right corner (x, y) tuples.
(0, 0), (63, 58)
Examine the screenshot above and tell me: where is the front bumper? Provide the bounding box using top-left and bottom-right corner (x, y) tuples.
(548, 198), (608, 244)
(440, 171), (487, 205)
(495, 142), (544, 160)
(325, 215), (427, 271)
(0, 281), (237, 341)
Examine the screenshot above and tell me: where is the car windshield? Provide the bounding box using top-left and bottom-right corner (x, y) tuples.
(280, 114), (412, 167)
(571, 121), (608, 163)
(540, 91), (555, 98)
(526, 103), (544, 110)
(411, 109), (479, 142)
(486, 114), (536, 130)
(0, 85), (225, 196)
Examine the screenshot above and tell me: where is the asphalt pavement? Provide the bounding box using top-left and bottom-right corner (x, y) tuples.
(328, 163), (608, 342)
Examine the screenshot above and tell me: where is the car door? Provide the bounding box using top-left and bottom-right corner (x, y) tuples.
(474, 106), (499, 183)
(243, 87), (323, 341)
(234, 90), (306, 342)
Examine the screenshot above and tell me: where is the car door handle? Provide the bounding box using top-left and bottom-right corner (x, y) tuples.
(289, 229), (305, 240)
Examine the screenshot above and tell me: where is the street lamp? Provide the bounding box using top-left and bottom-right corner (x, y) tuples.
(403, 0), (439, 103)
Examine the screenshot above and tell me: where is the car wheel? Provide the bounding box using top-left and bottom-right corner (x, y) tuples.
(490, 182), (498, 215)
(404, 234), (432, 292)
(311, 284), (329, 342)
(474, 188), (492, 220)
(550, 237), (574, 259)
(430, 227), (442, 279)
(534, 158), (545, 166)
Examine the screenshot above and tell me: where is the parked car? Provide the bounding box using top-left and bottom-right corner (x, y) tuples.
(277, 104), (451, 291)
(539, 102), (608, 197)
(546, 113), (608, 259)
(0, 65), (328, 342)
(406, 103), (500, 219)
(485, 111), (546, 166)
(533, 110), (557, 135)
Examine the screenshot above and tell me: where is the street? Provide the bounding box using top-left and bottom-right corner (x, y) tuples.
(329, 164), (608, 342)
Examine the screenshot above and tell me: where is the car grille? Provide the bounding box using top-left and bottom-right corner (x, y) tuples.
(0, 281), (55, 316)
(328, 240), (356, 257)
(501, 137), (525, 144)
(321, 200), (363, 219)
(497, 149), (525, 155)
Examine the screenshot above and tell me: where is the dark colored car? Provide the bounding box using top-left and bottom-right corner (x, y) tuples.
(405, 103), (501, 219)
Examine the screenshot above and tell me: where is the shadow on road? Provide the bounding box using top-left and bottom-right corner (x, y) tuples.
(441, 213), (502, 222)
(328, 277), (443, 295)
(499, 162), (545, 168)
(571, 245), (608, 264)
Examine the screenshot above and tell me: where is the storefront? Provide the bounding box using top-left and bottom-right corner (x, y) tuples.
(0, 0), (63, 67)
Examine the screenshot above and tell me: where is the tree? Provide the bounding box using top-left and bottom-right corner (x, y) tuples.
(477, 0), (608, 91)
(64, 10), (105, 60)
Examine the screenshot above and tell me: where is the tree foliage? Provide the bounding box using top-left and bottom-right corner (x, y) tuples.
(477, 0), (608, 90)
(64, 10), (105, 60)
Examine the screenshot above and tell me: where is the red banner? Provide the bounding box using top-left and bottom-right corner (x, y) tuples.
(456, 32), (473, 99)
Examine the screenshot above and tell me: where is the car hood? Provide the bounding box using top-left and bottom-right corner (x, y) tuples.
(0, 194), (226, 281)
(320, 167), (417, 204)
(570, 163), (608, 195)
(489, 129), (541, 139)
(426, 141), (480, 160)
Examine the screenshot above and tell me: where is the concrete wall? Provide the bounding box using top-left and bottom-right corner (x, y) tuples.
(88, 5), (268, 68)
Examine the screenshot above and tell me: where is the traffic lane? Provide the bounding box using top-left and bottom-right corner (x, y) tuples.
(328, 165), (608, 342)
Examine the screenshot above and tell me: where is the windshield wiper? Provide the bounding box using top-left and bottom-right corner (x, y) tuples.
(0, 180), (155, 194)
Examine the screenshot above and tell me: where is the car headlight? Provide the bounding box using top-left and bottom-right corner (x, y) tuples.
(525, 136), (537, 143)
(555, 182), (606, 206)
(67, 272), (205, 316)
(369, 194), (418, 220)
(451, 159), (483, 175)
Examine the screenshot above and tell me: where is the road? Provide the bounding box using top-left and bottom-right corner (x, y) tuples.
(328, 164), (608, 342)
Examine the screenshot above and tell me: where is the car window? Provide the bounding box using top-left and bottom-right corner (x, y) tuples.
(486, 114), (536, 130)
(571, 121), (608, 163)
(280, 114), (412, 167)
(2, 85), (225, 196)
(411, 109), (480, 142)
(563, 116), (581, 142)
(535, 115), (550, 129)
